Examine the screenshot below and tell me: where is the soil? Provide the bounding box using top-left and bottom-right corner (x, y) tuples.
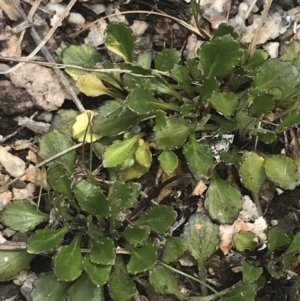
(1, 0), (300, 301)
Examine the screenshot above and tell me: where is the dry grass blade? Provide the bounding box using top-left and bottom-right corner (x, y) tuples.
(0, 0), (76, 75)
(71, 9), (208, 39)
(247, 0), (273, 59)
(11, 0), (85, 112)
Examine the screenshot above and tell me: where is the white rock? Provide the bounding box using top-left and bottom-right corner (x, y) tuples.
(130, 20), (148, 37)
(68, 12), (86, 27)
(12, 183), (35, 200)
(240, 12), (287, 44)
(84, 20), (107, 47)
(10, 63), (66, 111)
(263, 42), (280, 58)
(82, 3), (105, 15)
(240, 195), (259, 221)
(200, 0), (230, 28)
(184, 34), (204, 59)
(0, 146), (26, 178)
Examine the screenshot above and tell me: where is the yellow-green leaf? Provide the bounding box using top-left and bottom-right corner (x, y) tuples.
(135, 140), (152, 168)
(76, 74), (109, 97)
(72, 110), (101, 143)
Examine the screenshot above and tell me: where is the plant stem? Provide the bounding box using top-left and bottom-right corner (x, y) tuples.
(198, 265), (208, 296)
(158, 261), (220, 296)
(253, 193), (263, 216)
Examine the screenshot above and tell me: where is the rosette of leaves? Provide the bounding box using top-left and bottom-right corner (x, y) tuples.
(53, 23), (300, 194)
(2, 20), (300, 301)
(0, 133), (185, 300)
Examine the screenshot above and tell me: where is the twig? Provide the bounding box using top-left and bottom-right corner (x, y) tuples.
(12, 0), (85, 112)
(0, 142), (83, 193)
(2, 0), (73, 75)
(0, 111), (38, 143)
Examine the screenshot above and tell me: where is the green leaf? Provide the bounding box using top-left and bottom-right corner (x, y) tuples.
(158, 150), (179, 174)
(108, 257), (135, 301)
(50, 109), (79, 136)
(180, 104), (194, 117)
(200, 77), (220, 103)
(126, 87), (180, 114)
(68, 272), (104, 301)
(282, 253), (297, 271)
(276, 110), (300, 132)
(242, 49), (268, 75)
(264, 154), (298, 190)
(54, 196), (73, 220)
(111, 181), (140, 209)
(162, 237), (188, 263)
(154, 110), (167, 131)
(249, 93), (274, 117)
(183, 134), (214, 179)
(235, 110), (257, 139)
(281, 40), (300, 61)
(144, 76), (182, 100)
(155, 48), (181, 71)
(47, 164), (72, 199)
(137, 51), (152, 68)
(186, 58), (202, 80)
(74, 180), (110, 217)
(134, 205), (177, 234)
(96, 99), (124, 117)
(286, 232), (300, 255)
(267, 260), (284, 279)
(92, 109), (140, 137)
(242, 260), (263, 284)
(234, 231), (258, 252)
(239, 152), (267, 201)
(127, 243), (156, 274)
(87, 216), (104, 241)
(116, 162), (148, 182)
(123, 225), (150, 245)
(76, 74), (112, 97)
(0, 200), (48, 232)
(135, 140), (152, 168)
(210, 92), (238, 117)
(103, 134), (142, 167)
(83, 256), (111, 286)
(198, 35), (241, 78)
(90, 238), (115, 265)
(62, 44), (101, 67)
(153, 117), (193, 150)
(104, 23), (135, 62)
(171, 65), (194, 97)
(218, 284), (256, 301)
(0, 250), (34, 281)
(220, 150), (242, 164)
(267, 228), (290, 252)
(205, 172), (241, 224)
(212, 23), (239, 40)
(31, 272), (70, 301)
(182, 213), (219, 269)
(54, 235), (83, 281)
(250, 129), (276, 144)
(38, 130), (75, 175)
(251, 59), (299, 99)
(27, 227), (69, 254)
(149, 266), (185, 300)
(211, 115), (237, 134)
